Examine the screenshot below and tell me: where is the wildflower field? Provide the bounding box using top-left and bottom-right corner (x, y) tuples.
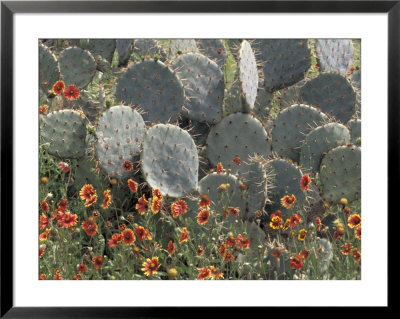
(39, 39), (361, 280)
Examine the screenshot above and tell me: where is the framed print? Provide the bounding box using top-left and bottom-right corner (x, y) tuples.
(1, 0), (395, 316)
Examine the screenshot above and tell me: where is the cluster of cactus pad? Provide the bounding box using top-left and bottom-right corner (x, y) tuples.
(39, 38), (361, 275)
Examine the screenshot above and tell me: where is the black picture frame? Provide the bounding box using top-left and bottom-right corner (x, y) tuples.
(1, 0), (395, 317)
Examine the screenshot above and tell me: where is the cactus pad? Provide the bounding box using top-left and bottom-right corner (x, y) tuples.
(40, 110), (87, 159)
(87, 39), (116, 64)
(95, 105), (146, 179)
(238, 40), (258, 111)
(319, 144), (361, 203)
(169, 39), (198, 57)
(133, 39), (167, 61)
(141, 124), (199, 198)
(196, 39), (227, 68)
(39, 43), (60, 94)
(347, 119), (361, 143)
(115, 59), (185, 124)
(116, 39), (133, 66)
(315, 39), (354, 75)
(172, 53), (224, 124)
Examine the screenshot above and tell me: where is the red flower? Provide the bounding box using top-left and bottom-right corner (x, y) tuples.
(151, 197), (162, 214)
(39, 105), (48, 114)
(57, 199), (69, 211)
(347, 214), (361, 229)
(271, 248), (282, 259)
(232, 156), (241, 166)
(121, 229), (136, 245)
(108, 233), (123, 247)
(224, 251), (234, 262)
(167, 240), (175, 255)
(136, 195), (149, 215)
(77, 264), (87, 272)
(341, 243), (353, 255)
(52, 81), (65, 95)
(197, 267), (211, 280)
(39, 228), (51, 242)
(298, 229), (307, 241)
(199, 194), (210, 207)
(219, 243), (226, 257)
(300, 174), (311, 191)
(225, 206), (240, 218)
(102, 190), (112, 209)
(60, 211), (78, 228)
(197, 209), (210, 225)
(281, 195), (296, 209)
(39, 274), (46, 280)
(153, 188), (163, 201)
(92, 256), (104, 269)
(135, 226), (152, 241)
(226, 235), (236, 247)
(290, 214), (302, 228)
(121, 160), (134, 172)
(142, 257), (160, 276)
(289, 255), (304, 269)
(82, 217), (98, 236)
(355, 226), (361, 240)
(171, 200), (188, 218)
(79, 184), (97, 207)
(270, 215), (283, 230)
(197, 246), (204, 256)
(216, 162), (223, 174)
(63, 84), (80, 100)
(209, 266), (224, 280)
(352, 248), (361, 262)
(300, 249), (309, 259)
(58, 161), (70, 173)
(40, 200), (50, 212)
(39, 245), (45, 258)
(179, 227), (188, 243)
(39, 213), (49, 230)
(128, 179), (138, 193)
(316, 217), (321, 231)
(72, 274), (82, 280)
(236, 234), (250, 249)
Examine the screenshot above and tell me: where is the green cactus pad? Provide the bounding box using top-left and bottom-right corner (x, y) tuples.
(115, 59), (185, 124)
(95, 105), (146, 179)
(299, 73), (357, 123)
(116, 39), (133, 66)
(169, 39), (198, 57)
(319, 144), (361, 203)
(278, 79), (308, 108)
(271, 104), (328, 163)
(87, 39), (116, 64)
(265, 158), (306, 219)
(40, 110), (87, 159)
(196, 39), (227, 69)
(256, 39), (311, 92)
(74, 90), (102, 123)
(39, 43), (60, 94)
(316, 238), (333, 273)
(206, 113), (271, 175)
(133, 39), (167, 61)
(58, 47), (96, 89)
(264, 248), (293, 278)
(347, 119), (361, 143)
(172, 53), (224, 124)
(315, 39), (354, 75)
(141, 124), (199, 198)
(238, 40), (258, 112)
(299, 123), (351, 173)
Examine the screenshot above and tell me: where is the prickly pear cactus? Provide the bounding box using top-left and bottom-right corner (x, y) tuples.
(238, 40), (258, 112)
(87, 39), (116, 64)
(319, 144), (361, 203)
(40, 110), (87, 159)
(299, 122), (351, 173)
(39, 43), (60, 94)
(95, 105), (146, 179)
(172, 53), (224, 124)
(256, 39), (311, 92)
(206, 113), (271, 175)
(141, 124), (199, 198)
(271, 104), (328, 163)
(58, 47), (97, 89)
(265, 158), (306, 219)
(315, 39), (354, 75)
(253, 85), (273, 123)
(278, 79), (308, 108)
(347, 119), (361, 144)
(133, 39), (167, 61)
(316, 238), (333, 273)
(169, 39), (198, 57)
(264, 247), (293, 279)
(74, 90), (102, 123)
(115, 59), (185, 124)
(116, 39), (133, 66)
(299, 73), (357, 123)
(196, 39), (227, 69)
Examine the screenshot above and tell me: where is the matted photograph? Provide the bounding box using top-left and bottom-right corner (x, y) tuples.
(38, 38), (361, 280)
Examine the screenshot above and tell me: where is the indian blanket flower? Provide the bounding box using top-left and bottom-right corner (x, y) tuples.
(57, 198), (69, 211)
(199, 194), (210, 207)
(232, 156), (241, 166)
(54, 270), (63, 280)
(225, 206), (240, 218)
(270, 215), (283, 230)
(142, 257), (161, 276)
(39, 213), (49, 230)
(224, 251), (234, 262)
(63, 84), (80, 100)
(289, 255), (304, 269)
(197, 246), (204, 256)
(298, 229), (307, 241)
(300, 174), (311, 191)
(283, 219), (290, 231)
(179, 227), (188, 243)
(197, 209), (210, 225)
(122, 160), (134, 172)
(341, 243), (353, 255)
(226, 235), (236, 247)
(135, 195), (149, 215)
(197, 267), (211, 280)
(281, 194), (296, 209)
(348, 214), (361, 229)
(39, 104), (48, 114)
(216, 162), (223, 174)
(135, 226), (152, 241)
(333, 223), (345, 239)
(171, 200), (187, 218)
(102, 190), (112, 209)
(300, 249), (309, 259)
(52, 80), (65, 95)
(352, 248), (361, 262)
(151, 197), (162, 214)
(290, 214), (301, 228)
(167, 240), (175, 255)
(39, 245), (46, 258)
(219, 243), (226, 257)
(271, 248), (282, 259)
(39, 274), (46, 280)
(39, 228), (51, 242)
(72, 274), (82, 280)
(152, 188), (163, 201)
(92, 256), (104, 269)
(237, 234), (250, 249)
(61, 211), (78, 228)
(209, 266), (224, 279)
(355, 226), (361, 240)
(316, 217), (321, 231)
(121, 228), (136, 245)
(79, 184), (97, 207)
(108, 233), (123, 247)
(128, 179), (138, 193)
(40, 200), (50, 213)
(82, 217), (98, 236)
(58, 161), (70, 173)
(77, 264), (87, 273)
